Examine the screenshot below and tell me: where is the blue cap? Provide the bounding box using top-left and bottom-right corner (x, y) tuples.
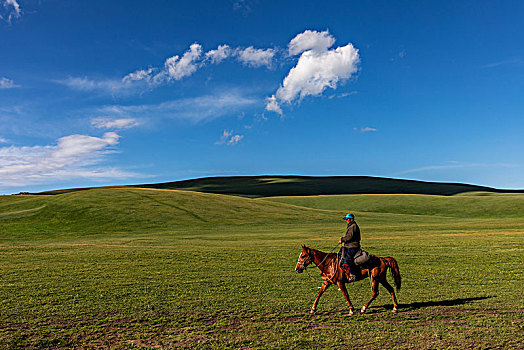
(343, 213), (355, 220)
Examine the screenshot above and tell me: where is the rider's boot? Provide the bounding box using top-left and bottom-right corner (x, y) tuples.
(342, 263), (357, 282)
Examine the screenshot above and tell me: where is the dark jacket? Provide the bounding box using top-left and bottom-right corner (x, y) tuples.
(341, 221), (361, 248)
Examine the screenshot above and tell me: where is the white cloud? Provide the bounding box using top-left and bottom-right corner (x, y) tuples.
(206, 45), (232, 64)
(265, 95), (282, 116)
(394, 162), (517, 176)
(99, 92), (259, 124)
(232, 0), (254, 15)
(216, 130), (243, 146)
(228, 134), (243, 145)
(236, 46), (275, 68)
(57, 30), (358, 118)
(481, 58), (523, 69)
(62, 42), (275, 95)
(266, 31), (359, 114)
(277, 44), (359, 102)
(55, 76), (151, 96)
(122, 68), (155, 84)
(0, 77), (19, 89)
(216, 130), (233, 144)
(359, 127), (377, 133)
(121, 43), (205, 86)
(163, 43), (203, 81)
(390, 48), (407, 62)
(0, 0), (21, 23)
(91, 117), (139, 129)
(0, 137), (8, 143)
(288, 29), (335, 56)
(57, 77), (126, 92)
(0, 132), (138, 187)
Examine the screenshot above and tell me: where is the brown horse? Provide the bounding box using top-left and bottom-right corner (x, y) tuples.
(295, 245), (401, 315)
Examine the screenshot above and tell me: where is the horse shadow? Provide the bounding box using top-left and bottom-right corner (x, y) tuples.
(383, 296), (494, 312)
(311, 296), (495, 316)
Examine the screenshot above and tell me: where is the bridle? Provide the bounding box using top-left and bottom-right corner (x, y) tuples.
(296, 244), (341, 282)
(296, 254), (313, 269)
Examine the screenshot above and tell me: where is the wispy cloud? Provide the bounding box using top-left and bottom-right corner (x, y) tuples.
(481, 58), (523, 69)
(0, 0), (21, 24)
(266, 30), (360, 115)
(66, 42), (275, 95)
(328, 91), (358, 99)
(122, 67), (155, 84)
(394, 161), (517, 176)
(98, 92), (259, 124)
(0, 137), (8, 143)
(0, 132), (139, 187)
(125, 43), (275, 86)
(0, 77), (19, 89)
(91, 117), (140, 130)
(264, 95), (282, 116)
(232, 0), (257, 16)
(215, 130), (244, 146)
(390, 48), (406, 61)
(57, 30), (359, 118)
(354, 127), (377, 133)
(228, 134), (243, 145)
(57, 77), (119, 91)
(55, 76), (144, 95)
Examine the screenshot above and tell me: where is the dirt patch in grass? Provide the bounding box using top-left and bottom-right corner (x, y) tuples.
(125, 339), (163, 348)
(307, 324), (345, 329)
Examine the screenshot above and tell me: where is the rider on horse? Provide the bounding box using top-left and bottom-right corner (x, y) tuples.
(338, 213), (361, 282)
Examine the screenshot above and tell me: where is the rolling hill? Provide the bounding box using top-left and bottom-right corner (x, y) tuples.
(0, 187), (335, 238)
(132, 175), (524, 197)
(38, 175), (524, 197)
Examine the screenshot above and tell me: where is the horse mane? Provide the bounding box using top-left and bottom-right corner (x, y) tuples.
(304, 246), (337, 262)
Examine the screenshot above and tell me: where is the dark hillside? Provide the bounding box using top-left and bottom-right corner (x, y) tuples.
(130, 176), (522, 197)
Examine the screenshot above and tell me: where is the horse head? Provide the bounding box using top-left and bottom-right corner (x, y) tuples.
(295, 245), (313, 273)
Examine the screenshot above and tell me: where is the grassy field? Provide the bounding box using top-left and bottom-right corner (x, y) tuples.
(1, 188), (523, 349)
(264, 192), (524, 218)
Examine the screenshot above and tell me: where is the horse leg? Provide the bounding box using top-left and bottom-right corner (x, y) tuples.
(380, 280), (399, 313)
(337, 281), (355, 316)
(310, 282), (330, 314)
(361, 277), (379, 314)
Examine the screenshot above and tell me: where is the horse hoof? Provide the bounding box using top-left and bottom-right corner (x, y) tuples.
(392, 307), (398, 313)
(348, 310), (354, 316)
(360, 306), (367, 314)
(310, 308), (316, 314)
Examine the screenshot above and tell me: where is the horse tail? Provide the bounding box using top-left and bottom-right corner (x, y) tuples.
(384, 257), (401, 291)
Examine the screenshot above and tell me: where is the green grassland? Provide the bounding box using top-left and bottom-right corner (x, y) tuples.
(264, 192), (524, 218)
(1, 188), (523, 349)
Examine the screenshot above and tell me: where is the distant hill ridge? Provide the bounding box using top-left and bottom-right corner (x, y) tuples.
(123, 176), (522, 197)
(36, 176), (523, 197)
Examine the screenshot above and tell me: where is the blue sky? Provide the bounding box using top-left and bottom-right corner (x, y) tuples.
(1, 0), (523, 194)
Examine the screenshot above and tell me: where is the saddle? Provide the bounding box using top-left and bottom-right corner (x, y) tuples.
(337, 248), (372, 267)
(353, 249), (372, 266)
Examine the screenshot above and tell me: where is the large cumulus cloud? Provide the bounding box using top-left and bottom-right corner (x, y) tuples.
(266, 30), (359, 115)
